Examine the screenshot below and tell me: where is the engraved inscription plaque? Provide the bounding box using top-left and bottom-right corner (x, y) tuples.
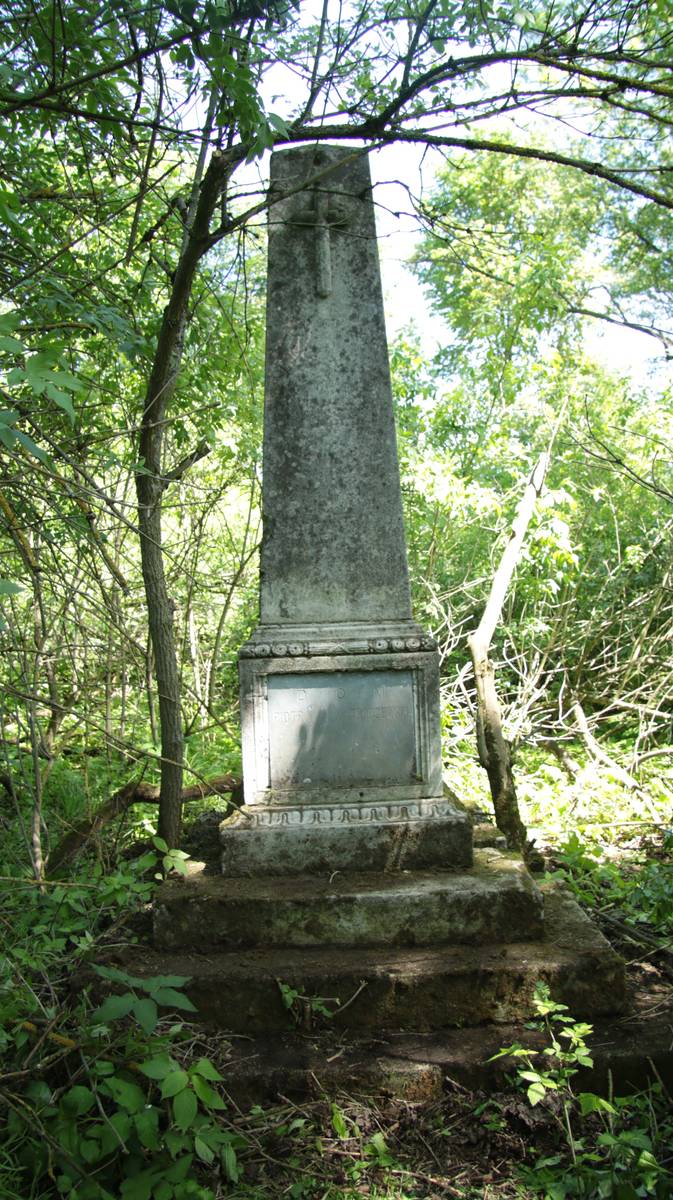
(267, 671), (416, 788)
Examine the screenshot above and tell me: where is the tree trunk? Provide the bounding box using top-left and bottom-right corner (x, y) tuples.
(46, 773), (240, 875)
(135, 149), (231, 848)
(468, 632), (529, 851)
(467, 451), (551, 854)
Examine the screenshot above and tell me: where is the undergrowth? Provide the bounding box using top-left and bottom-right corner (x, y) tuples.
(1, 741), (672, 1198)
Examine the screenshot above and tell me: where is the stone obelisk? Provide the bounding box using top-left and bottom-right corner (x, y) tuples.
(155, 148), (622, 1051)
(224, 144), (471, 874)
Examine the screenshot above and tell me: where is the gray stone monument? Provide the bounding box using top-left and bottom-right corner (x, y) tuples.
(152, 146), (624, 1048)
(222, 144), (472, 875)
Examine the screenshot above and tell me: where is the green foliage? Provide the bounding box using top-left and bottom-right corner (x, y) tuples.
(0, 854), (242, 1200)
(395, 149), (673, 769)
(277, 979), (338, 1026)
(0, 857), (158, 1040)
(151, 836), (191, 879)
(551, 832), (673, 946)
(492, 983), (595, 1107)
(492, 983), (673, 1198)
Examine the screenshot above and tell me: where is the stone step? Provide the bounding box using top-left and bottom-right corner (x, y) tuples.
(134, 885), (624, 1035)
(219, 797), (473, 877)
(189, 993), (670, 1105)
(153, 849), (544, 952)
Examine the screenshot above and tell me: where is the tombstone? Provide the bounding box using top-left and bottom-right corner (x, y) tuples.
(151, 145), (625, 1053)
(225, 144), (472, 874)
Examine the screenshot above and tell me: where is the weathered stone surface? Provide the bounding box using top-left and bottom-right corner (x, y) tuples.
(191, 995), (671, 1105)
(268, 669), (416, 785)
(238, 146), (446, 814)
(154, 848), (543, 951)
(472, 822), (507, 850)
(220, 796), (473, 876)
(239, 648), (444, 809)
(141, 884), (624, 1035)
(260, 145), (410, 626)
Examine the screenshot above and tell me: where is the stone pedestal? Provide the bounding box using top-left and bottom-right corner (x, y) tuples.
(226, 144), (467, 873)
(149, 875), (625, 1036)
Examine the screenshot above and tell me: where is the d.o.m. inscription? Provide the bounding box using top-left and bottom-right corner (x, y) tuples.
(267, 670), (416, 787)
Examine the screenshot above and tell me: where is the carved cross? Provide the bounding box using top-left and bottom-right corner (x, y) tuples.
(290, 189), (349, 298)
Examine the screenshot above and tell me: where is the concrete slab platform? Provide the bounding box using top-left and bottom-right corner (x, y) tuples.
(143, 884), (623, 1033)
(153, 848), (544, 952)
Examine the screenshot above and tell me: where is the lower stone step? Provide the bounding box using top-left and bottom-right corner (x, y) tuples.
(153, 849), (544, 952)
(138, 885), (624, 1034)
(195, 991), (671, 1105)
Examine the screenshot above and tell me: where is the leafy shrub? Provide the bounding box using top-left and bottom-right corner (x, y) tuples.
(493, 983), (673, 1198)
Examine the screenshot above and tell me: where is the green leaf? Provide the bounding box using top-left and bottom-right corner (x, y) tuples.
(137, 1053), (177, 1081)
(0, 579), (23, 595)
(192, 1057), (224, 1081)
(104, 1076), (146, 1114)
(172, 1087), (198, 1131)
(369, 1132), (388, 1157)
(519, 1071), (556, 1089)
(152, 836), (169, 852)
(192, 1074), (226, 1110)
(61, 1085), (96, 1116)
(526, 1081), (548, 1106)
(0, 335), (24, 352)
(194, 1134), (215, 1164)
(221, 1141), (239, 1182)
(80, 1137), (103, 1165)
(142, 973), (192, 989)
(278, 982), (299, 1009)
(331, 1103), (348, 1138)
(94, 964), (143, 988)
(93, 993), (136, 1022)
(134, 1107), (161, 1151)
(164, 1154), (193, 1183)
(99, 1111), (131, 1154)
(120, 1172), (154, 1200)
(13, 429), (50, 462)
(575, 1052), (594, 1067)
(162, 851), (190, 876)
(45, 384), (76, 422)
(164, 1129), (189, 1157)
(268, 112), (289, 136)
(149, 987), (196, 1012)
(132, 996), (158, 1035)
(160, 1069), (189, 1099)
(92, 1060), (115, 1077)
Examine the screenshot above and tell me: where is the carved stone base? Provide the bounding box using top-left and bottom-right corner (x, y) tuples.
(220, 796), (472, 877)
(238, 623), (443, 810)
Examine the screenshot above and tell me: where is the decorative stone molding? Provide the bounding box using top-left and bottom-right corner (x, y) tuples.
(239, 634), (437, 658)
(223, 798), (456, 829)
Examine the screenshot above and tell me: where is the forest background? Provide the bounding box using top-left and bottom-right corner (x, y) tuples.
(2, 1), (673, 1196)
(1, 0), (672, 867)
